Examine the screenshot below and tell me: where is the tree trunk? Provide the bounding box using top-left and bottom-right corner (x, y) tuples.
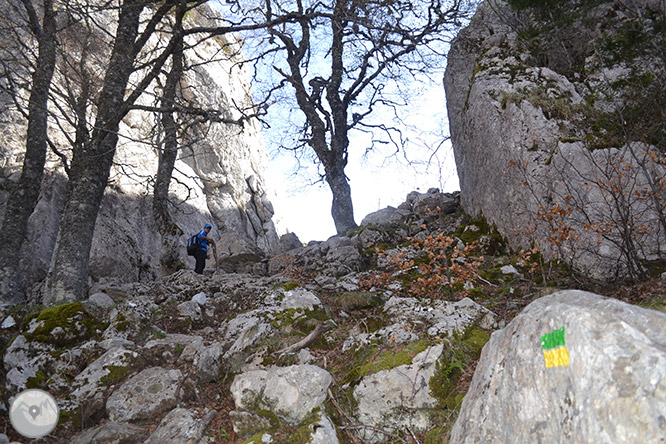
(326, 163), (357, 235)
(43, 0), (145, 304)
(326, 11), (357, 236)
(154, 7), (184, 274)
(0, 0), (56, 303)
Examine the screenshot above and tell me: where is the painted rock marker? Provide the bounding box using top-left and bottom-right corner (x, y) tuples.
(540, 326), (569, 368)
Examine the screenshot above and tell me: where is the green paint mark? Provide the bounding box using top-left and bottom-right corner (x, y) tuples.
(541, 326), (566, 350)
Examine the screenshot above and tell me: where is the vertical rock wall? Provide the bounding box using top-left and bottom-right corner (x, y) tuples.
(445, 0), (666, 278)
(0, 3), (279, 294)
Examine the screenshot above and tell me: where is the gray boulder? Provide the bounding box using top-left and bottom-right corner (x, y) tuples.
(70, 347), (138, 416)
(308, 411), (340, 444)
(450, 290), (666, 444)
(384, 296), (499, 335)
(143, 408), (216, 444)
(218, 288), (323, 371)
(273, 232), (304, 254)
(176, 300), (202, 321)
(1, 316), (16, 329)
(71, 422), (146, 444)
(192, 342), (224, 382)
(399, 189), (460, 218)
(360, 206), (410, 228)
(268, 236), (363, 278)
(106, 367), (183, 423)
(231, 364), (332, 424)
(87, 292), (116, 310)
(353, 345), (444, 443)
(344, 297), (498, 352)
(4, 335), (55, 392)
(229, 411), (274, 438)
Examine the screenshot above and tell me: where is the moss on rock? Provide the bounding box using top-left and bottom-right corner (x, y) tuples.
(24, 302), (102, 348)
(333, 291), (384, 312)
(455, 216), (507, 256)
(282, 282), (301, 291)
(25, 370), (48, 389)
(424, 426), (452, 444)
(338, 339), (433, 386)
(429, 326), (490, 410)
(100, 365), (130, 385)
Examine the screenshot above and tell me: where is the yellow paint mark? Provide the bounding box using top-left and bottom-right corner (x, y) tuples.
(543, 346), (570, 368)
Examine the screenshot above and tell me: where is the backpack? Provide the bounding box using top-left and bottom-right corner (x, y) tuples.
(187, 233), (201, 256)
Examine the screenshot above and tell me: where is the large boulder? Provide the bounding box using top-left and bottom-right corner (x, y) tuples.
(106, 367), (184, 423)
(268, 236), (364, 278)
(353, 345), (444, 443)
(143, 408), (217, 444)
(71, 422), (147, 444)
(444, 0), (666, 278)
(450, 290), (666, 444)
(218, 287), (324, 371)
(230, 364), (332, 425)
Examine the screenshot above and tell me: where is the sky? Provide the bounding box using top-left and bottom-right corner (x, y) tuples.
(267, 79), (460, 243)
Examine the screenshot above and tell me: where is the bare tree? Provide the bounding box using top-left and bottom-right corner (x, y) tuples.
(152, 2), (186, 274)
(235, 0), (472, 235)
(0, 0), (57, 302)
(41, 0), (305, 302)
(43, 0), (183, 303)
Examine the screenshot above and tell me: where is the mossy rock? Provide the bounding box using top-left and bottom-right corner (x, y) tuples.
(334, 340), (436, 388)
(23, 302), (102, 348)
(282, 282), (301, 291)
(461, 325), (490, 360)
(333, 291), (383, 312)
(239, 410), (326, 444)
(424, 426), (452, 444)
(284, 410), (324, 444)
(429, 326), (490, 409)
(58, 406), (83, 430)
(25, 369), (48, 390)
(268, 306), (329, 333)
(455, 216), (507, 256)
(240, 432), (267, 444)
(113, 314), (129, 332)
(99, 365), (130, 385)
(352, 340), (432, 382)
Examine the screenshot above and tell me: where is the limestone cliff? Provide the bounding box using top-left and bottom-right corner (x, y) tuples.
(0, 3), (279, 294)
(445, 0), (665, 278)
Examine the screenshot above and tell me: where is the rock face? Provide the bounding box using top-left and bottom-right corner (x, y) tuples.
(445, 0), (666, 278)
(450, 290), (666, 444)
(0, 2), (279, 295)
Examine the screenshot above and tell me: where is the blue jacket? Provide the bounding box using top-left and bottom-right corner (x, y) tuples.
(197, 230), (209, 252)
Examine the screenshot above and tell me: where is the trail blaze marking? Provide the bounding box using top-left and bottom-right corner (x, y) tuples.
(541, 326), (570, 368)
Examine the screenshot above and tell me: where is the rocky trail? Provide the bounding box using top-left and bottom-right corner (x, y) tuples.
(1, 189), (665, 444)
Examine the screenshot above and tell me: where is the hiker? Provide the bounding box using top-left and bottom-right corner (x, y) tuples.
(194, 223), (216, 274)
